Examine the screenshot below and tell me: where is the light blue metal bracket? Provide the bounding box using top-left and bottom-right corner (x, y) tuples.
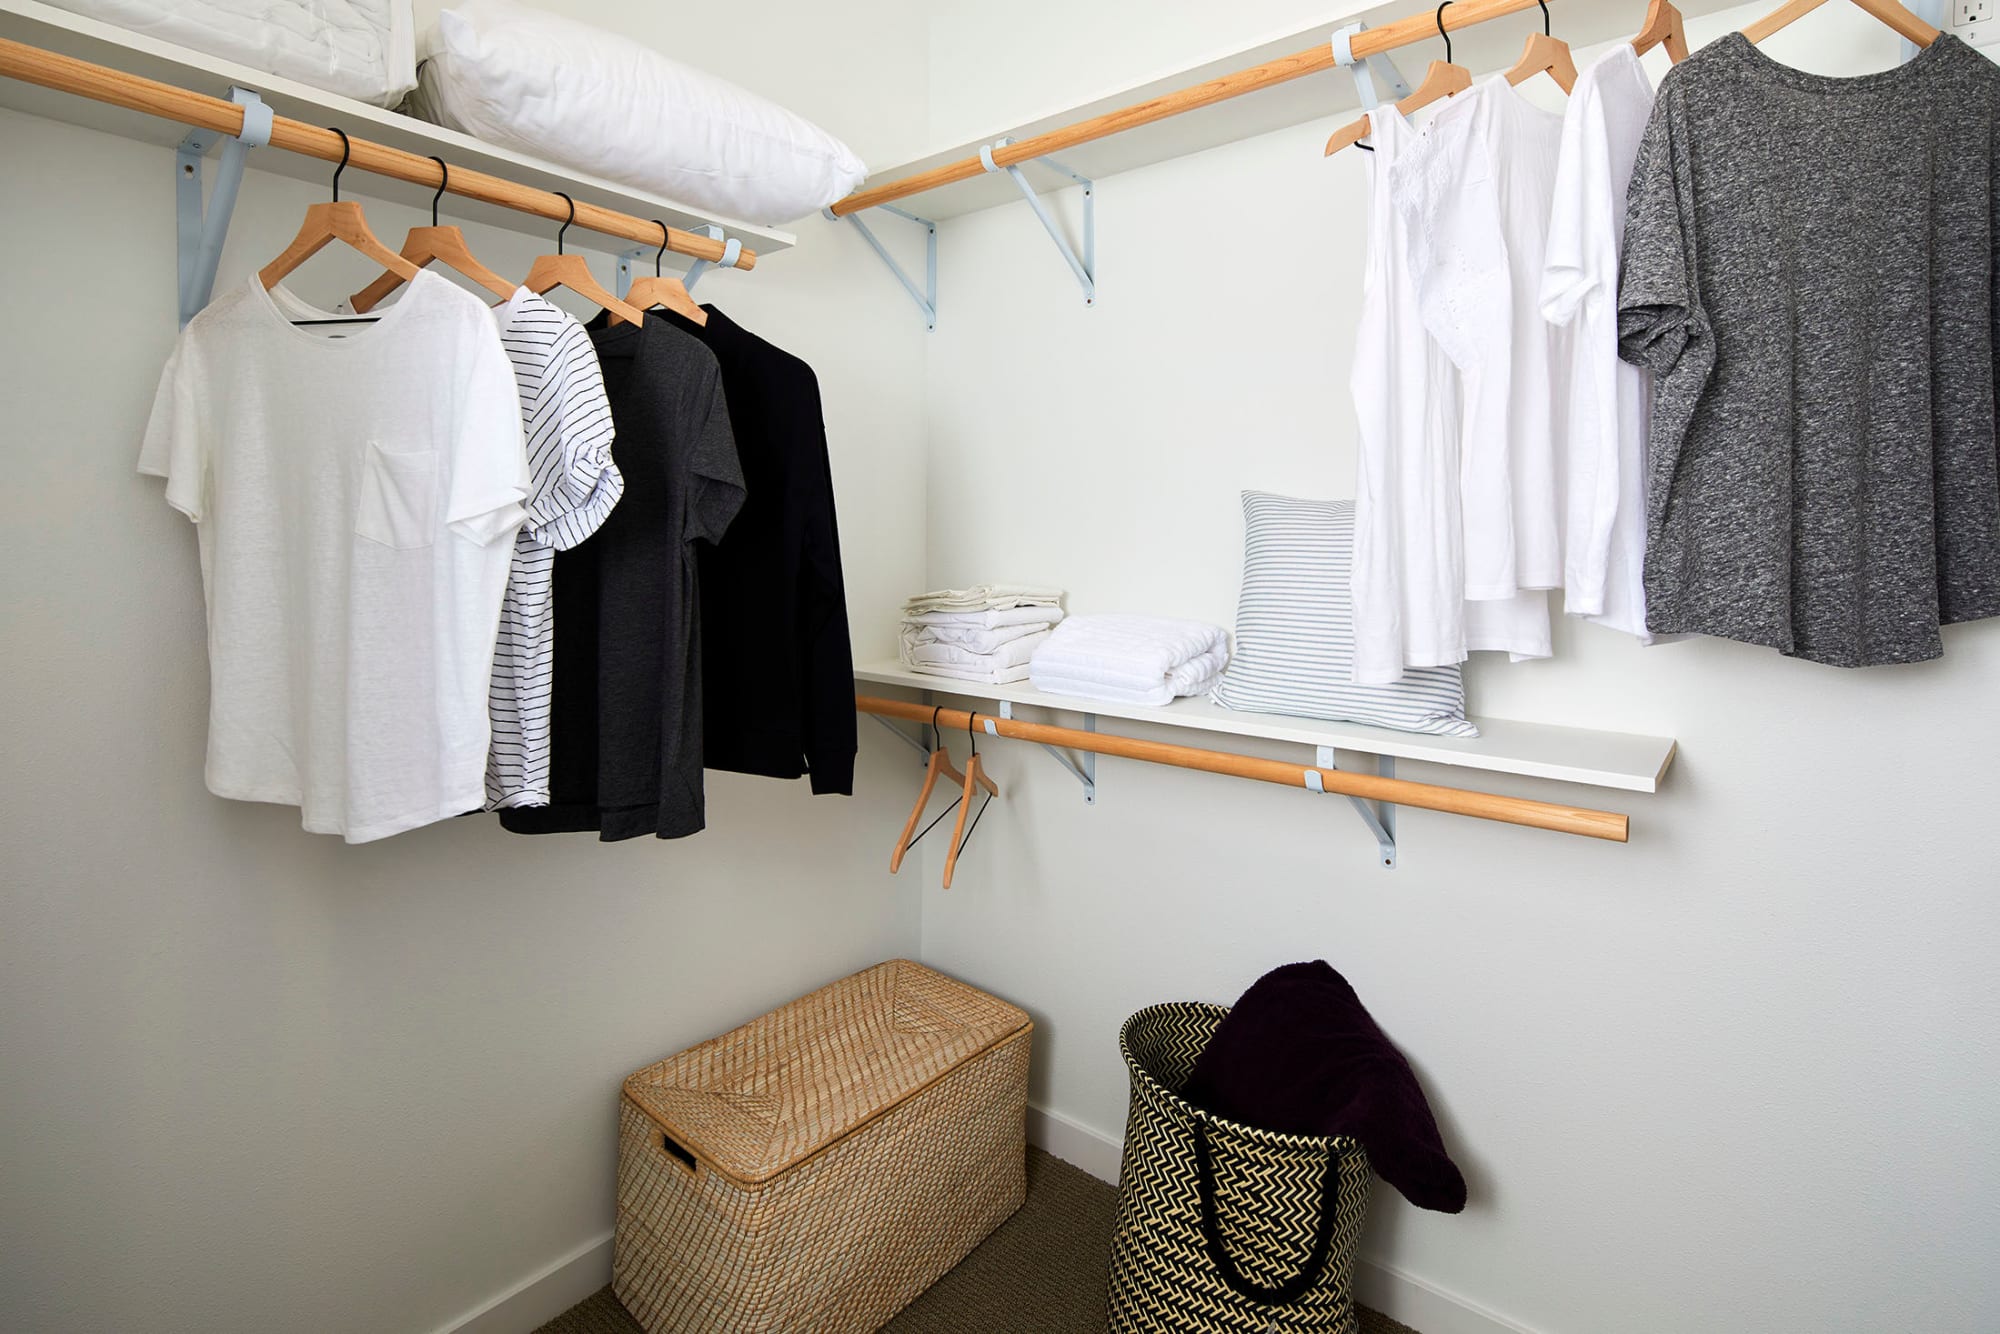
(1312, 745), (1398, 869)
(614, 246), (643, 300)
(1332, 22), (1412, 112)
(979, 137), (1095, 306)
(996, 701), (1095, 805)
(870, 712), (934, 760)
(176, 86), (272, 327)
(827, 204), (937, 331)
(683, 226), (742, 293)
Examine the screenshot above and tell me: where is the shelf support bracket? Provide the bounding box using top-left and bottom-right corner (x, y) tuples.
(1331, 22), (1411, 111)
(997, 701), (1096, 804)
(869, 711), (934, 760)
(1312, 745), (1397, 869)
(682, 225), (741, 293)
(826, 204), (937, 331)
(176, 86), (272, 328)
(979, 138), (1095, 306)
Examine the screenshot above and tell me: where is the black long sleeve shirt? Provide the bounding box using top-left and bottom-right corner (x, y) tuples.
(661, 305), (857, 794)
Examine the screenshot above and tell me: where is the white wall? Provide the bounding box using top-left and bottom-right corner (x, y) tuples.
(914, 6), (2000, 1334)
(0, 3), (931, 1325)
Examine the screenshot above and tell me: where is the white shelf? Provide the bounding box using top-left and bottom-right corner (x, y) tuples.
(856, 661), (1677, 794)
(854, 0), (1745, 220)
(0, 0), (796, 258)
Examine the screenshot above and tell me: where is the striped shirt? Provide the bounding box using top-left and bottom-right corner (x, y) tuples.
(486, 290), (622, 808)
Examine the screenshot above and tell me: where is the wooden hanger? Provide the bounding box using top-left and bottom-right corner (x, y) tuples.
(349, 156), (515, 313)
(891, 719), (974, 872)
(1505, 1), (1577, 92)
(522, 191), (647, 327)
(620, 220), (708, 327)
(1326, 2), (1474, 156)
(941, 743), (998, 891)
(1632, 0), (1692, 61)
(1742, 0), (1938, 45)
(259, 128), (420, 295)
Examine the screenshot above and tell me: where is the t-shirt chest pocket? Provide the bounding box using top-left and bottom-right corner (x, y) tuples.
(356, 441), (440, 549)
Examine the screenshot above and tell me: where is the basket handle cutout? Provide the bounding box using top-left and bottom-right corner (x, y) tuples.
(1191, 1117), (1343, 1307)
(660, 1133), (698, 1175)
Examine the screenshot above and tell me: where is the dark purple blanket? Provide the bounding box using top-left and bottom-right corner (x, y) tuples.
(1183, 960), (1466, 1213)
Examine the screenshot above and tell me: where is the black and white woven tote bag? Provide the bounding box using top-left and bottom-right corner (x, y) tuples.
(1107, 1003), (1373, 1334)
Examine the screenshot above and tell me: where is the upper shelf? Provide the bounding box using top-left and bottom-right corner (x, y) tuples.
(850, 0), (1742, 220)
(0, 0), (796, 258)
(855, 661), (1677, 794)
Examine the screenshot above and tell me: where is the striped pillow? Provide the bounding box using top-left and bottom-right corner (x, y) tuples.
(1211, 492), (1478, 737)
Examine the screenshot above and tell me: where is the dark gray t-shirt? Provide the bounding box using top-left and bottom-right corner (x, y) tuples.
(501, 315), (744, 841)
(1619, 34), (2000, 666)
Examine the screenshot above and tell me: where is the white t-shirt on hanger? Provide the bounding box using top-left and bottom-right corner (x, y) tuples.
(140, 270), (529, 842)
(1393, 76), (1569, 609)
(1350, 105), (1469, 686)
(1540, 42), (1658, 642)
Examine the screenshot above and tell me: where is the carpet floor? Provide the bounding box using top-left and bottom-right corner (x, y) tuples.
(535, 1148), (1421, 1334)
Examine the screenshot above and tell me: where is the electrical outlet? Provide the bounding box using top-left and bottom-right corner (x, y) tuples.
(1954, 0), (2000, 46)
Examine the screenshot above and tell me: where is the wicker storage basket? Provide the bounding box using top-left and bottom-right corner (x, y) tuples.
(614, 959), (1032, 1334)
(1107, 1003), (1373, 1334)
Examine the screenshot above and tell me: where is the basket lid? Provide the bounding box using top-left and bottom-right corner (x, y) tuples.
(622, 960), (1030, 1186)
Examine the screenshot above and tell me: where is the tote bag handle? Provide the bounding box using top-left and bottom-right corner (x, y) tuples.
(1191, 1116), (1343, 1306)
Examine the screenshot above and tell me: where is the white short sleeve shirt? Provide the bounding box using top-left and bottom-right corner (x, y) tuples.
(140, 270), (529, 842)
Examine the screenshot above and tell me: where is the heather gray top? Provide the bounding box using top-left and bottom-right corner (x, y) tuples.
(1618, 34), (2000, 666)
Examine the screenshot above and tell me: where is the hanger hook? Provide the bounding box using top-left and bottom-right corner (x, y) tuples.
(1435, 0), (1454, 63)
(554, 191), (575, 255)
(653, 220), (669, 277)
(968, 710), (978, 756)
(1537, 0), (1551, 36)
(328, 127), (350, 202)
(931, 705), (944, 752)
(426, 155), (447, 227)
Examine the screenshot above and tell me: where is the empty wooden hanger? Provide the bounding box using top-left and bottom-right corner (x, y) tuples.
(521, 191), (647, 327)
(1326, 2), (1474, 156)
(1742, 0), (1938, 45)
(941, 715), (999, 890)
(258, 128), (419, 317)
(1505, 0), (1578, 92)
(1632, 0), (1692, 61)
(619, 220), (708, 327)
(890, 710), (999, 878)
(348, 156), (515, 313)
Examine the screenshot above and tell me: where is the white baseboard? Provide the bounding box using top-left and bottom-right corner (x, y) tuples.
(1354, 1259), (1541, 1334)
(432, 1229), (613, 1334)
(1026, 1104), (1538, 1334)
(1027, 1101), (1123, 1183)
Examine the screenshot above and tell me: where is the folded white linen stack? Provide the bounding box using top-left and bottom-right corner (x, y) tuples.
(902, 585), (1065, 615)
(898, 588), (1066, 684)
(1028, 614), (1231, 706)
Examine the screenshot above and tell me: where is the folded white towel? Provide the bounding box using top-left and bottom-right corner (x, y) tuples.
(1029, 614), (1230, 705)
(904, 584), (1065, 614)
(1032, 664), (1226, 708)
(901, 629), (1050, 673)
(903, 659), (1036, 685)
(904, 606), (1066, 631)
(904, 624), (1056, 660)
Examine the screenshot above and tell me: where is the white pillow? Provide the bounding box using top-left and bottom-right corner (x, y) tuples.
(410, 0), (867, 226)
(1211, 493), (1479, 737)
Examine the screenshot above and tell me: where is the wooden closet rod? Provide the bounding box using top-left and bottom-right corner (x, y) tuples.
(829, 0), (1554, 217)
(0, 36), (757, 269)
(856, 695), (1629, 842)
